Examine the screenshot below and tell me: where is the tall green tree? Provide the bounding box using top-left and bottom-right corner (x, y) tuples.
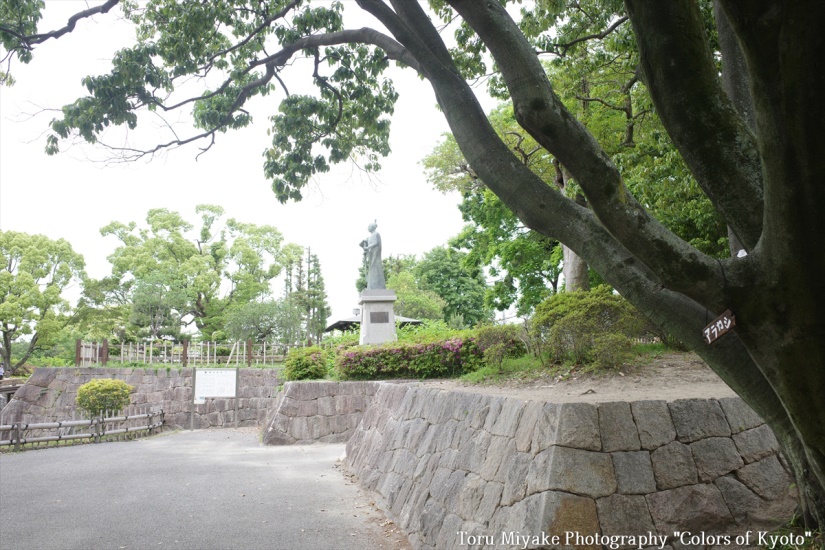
(424, 67), (726, 311)
(387, 270), (445, 321)
(223, 297), (303, 343)
(281, 246), (330, 344)
(73, 275), (134, 342)
(302, 251), (331, 344)
(424, 127), (563, 314)
(6, 0), (825, 525)
(415, 246), (491, 326)
(0, 231), (85, 375)
(97, 205), (289, 339)
(128, 271), (188, 339)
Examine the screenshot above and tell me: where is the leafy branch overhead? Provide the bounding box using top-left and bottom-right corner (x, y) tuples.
(4, 0), (825, 528)
(3, 0), (408, 202)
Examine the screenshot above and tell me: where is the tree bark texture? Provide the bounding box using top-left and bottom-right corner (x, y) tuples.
(562, 246), (589, 292)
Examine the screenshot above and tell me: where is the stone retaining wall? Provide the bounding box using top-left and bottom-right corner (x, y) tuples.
(346, 384), (798, 550)
(262, 381), (381, 445)
(0, 367), (281, 429)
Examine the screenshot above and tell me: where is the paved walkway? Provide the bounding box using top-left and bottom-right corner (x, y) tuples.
(0, 429), (407, 550)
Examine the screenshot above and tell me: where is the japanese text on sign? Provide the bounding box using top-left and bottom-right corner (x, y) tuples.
(703, 310), (736, 344)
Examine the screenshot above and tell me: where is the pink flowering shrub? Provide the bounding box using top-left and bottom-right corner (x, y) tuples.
(334, 336), (483, 380)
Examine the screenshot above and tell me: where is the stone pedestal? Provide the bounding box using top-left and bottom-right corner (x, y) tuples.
(359, 290), (398, 345)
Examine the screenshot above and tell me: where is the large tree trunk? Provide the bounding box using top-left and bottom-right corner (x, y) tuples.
(562, 246), (589, 292)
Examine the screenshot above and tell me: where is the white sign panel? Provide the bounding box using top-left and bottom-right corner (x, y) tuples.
(194, 369), (237, 404)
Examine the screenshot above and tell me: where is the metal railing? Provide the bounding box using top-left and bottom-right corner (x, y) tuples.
(0, 408), (164, 452)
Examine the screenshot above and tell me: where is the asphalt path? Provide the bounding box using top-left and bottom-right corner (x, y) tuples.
(0, 429), (407, 550)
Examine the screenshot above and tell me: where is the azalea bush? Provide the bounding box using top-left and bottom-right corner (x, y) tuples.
(474, 324), (527, 368)
(532, 286), (647, 367)
(283, 346), (329, 380)
(335, 336), (483, 380)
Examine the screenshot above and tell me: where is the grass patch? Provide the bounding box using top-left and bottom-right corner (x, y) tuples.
(460, 343), (685, 386)
(632, 341), (669, 358)
(460, 354), (553, 384)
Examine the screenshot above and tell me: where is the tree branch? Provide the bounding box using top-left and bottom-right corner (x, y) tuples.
(446, 0), (725, 307)
(624, 0), (763, 250)
(88, 28), (420, 161)
(202, 0), (302, 68)
(1, 0), (121, 48)
(539, 16), (629, 57)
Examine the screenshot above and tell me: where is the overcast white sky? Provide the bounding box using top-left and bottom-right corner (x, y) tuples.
(0, 2), (499, 324)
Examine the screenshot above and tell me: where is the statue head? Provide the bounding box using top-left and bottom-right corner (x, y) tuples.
(368, 221), (377, 232)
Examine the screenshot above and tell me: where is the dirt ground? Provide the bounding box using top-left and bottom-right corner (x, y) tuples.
(416, 352), (737, 403)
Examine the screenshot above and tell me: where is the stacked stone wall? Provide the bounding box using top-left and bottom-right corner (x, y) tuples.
(0, 367), (281, 429)
(262, 381), (381, 445)
(346, 384), (798, 550)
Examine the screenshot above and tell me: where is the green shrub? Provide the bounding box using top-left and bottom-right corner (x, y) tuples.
(475, 324), (526, 365)
(283, 347), (329, 380)
(76, 379), (134, 417)
(335, 336), (483, 380)
(591, 333), (634, 370)
(397, 319), (468, 343)
(532, 286), (646, 367)
(320, 331), (359, 350)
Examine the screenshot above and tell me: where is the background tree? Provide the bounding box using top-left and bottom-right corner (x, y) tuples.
(387, 270), (445, 321)
(4, 0), (825, 525)
(281, 246), (330, 344)
(424, 128), (562, 315)
(224, 298), (303, 343)
(72, 275), (134, 343)
(297, 250), (331, 344)
(97, 205), (290, 339)
(0, 231), (85, 375)
(128, 271), (187, 340)
(415, 246), (491, 327)
(423, 64), (726, 311)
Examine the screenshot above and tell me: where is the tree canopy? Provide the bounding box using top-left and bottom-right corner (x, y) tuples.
(0, 230), (85, 375)
(3, 0), (825, 526)
(87, 204), (296, 340)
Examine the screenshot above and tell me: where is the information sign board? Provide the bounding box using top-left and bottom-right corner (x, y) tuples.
(194, 368), (237, 404)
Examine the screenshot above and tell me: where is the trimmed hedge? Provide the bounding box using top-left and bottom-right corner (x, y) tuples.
(76, 378), (134, 417)
(335, 336), (483, 380)
(283, 346), (329, 380)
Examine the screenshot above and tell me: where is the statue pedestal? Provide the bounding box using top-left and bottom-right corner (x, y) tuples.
(359, 290), (398, 345)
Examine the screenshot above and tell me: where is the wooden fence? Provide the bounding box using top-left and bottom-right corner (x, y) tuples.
(76, 339), (298, 367)
(0, 406), (164, 452)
